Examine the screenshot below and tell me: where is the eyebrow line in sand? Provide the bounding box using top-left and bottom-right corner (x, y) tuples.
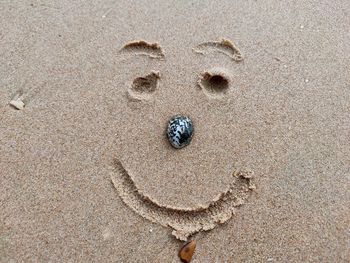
(193, 39), (243, 62)
(120, 40), (165, 59)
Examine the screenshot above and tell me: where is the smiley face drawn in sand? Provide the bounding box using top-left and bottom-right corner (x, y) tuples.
(110, 39), (255, 241)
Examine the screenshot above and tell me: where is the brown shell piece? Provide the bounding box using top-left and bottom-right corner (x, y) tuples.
(178, 240), (196, 263)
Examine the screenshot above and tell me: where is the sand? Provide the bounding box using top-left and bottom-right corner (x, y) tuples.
(1, 0), (349, 262)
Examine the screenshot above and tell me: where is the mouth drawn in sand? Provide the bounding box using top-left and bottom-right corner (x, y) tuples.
(112, 39), (253, 241)
(111, 159), (254, 241)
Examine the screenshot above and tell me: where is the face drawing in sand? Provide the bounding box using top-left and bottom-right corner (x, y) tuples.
(111, 39), (254, 241)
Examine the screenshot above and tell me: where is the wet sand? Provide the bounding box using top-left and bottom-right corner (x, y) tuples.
(1, 1), (349, 262)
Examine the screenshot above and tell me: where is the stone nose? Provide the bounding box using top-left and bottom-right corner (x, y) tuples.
(166, 115), (194, 149)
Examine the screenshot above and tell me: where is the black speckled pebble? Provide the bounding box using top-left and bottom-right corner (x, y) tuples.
(167, 115), (193, 149)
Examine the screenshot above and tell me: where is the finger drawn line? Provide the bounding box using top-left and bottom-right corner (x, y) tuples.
(120, 40), (165, 59)
(193, 39), (243, 62)
(110, 159), (255, 241)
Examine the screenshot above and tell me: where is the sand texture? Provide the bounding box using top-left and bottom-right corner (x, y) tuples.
(1, 0), (350, 262)
(111, 159), (254, 241)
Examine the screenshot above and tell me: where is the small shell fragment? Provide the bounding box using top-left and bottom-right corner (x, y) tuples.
(178, 240), (196, 263)
(166, 115), (193, 149)
(9, 98), (25, 110)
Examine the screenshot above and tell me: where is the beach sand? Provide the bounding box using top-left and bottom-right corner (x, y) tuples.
(1, 0), (349, 262)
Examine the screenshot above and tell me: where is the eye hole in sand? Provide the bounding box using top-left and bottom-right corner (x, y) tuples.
(128, 71), (160, 101)
(203, 74), (229, 92)
(198, 68), (231, 98)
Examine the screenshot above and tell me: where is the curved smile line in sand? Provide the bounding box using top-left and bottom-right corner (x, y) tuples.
(110, 159), (255, 241)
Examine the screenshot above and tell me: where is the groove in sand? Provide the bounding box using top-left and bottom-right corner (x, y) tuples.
(110, 159), (255, 241)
